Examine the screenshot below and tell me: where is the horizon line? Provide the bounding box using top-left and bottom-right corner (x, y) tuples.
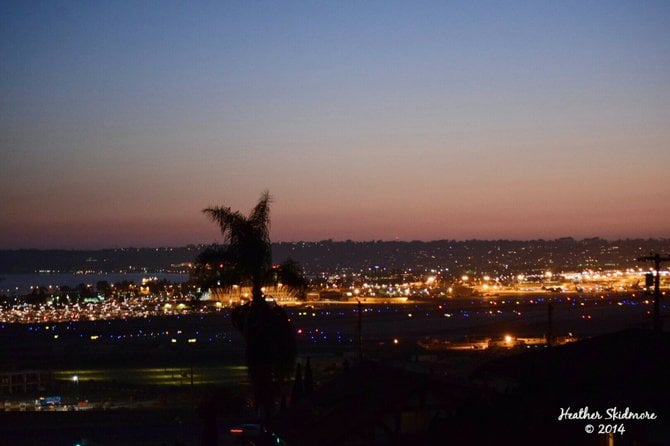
(2, 236), (669, 251)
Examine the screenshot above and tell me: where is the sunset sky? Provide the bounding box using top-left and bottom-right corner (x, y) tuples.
(2, 1), (669, 248)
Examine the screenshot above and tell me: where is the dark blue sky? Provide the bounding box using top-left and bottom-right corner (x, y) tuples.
(2, 1), (669, 248)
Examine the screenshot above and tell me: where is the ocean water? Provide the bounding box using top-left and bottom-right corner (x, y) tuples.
(0, 273), (189, 294)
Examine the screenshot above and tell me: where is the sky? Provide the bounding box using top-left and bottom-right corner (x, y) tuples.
(1, 1), (669, 249)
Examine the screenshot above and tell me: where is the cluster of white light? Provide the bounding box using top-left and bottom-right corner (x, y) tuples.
(0, 295), (203, 324)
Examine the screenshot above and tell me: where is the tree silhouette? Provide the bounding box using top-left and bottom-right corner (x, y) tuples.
(304, 356), (314, 395)
(195, 191), (300, 419)
(290, 362), (304, 407)
(274, 258), (308, 299)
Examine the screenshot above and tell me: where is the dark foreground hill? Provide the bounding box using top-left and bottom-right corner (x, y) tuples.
(1, 328), (668, 445)
(273, 328), (670, 445)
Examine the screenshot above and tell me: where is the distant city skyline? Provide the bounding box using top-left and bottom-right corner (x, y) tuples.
(2, 1), (669, 249)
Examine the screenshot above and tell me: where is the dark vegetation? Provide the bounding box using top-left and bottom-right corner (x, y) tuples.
(193, 191), (302, 421)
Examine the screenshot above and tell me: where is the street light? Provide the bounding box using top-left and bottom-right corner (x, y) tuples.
(72, 375), (79, 405)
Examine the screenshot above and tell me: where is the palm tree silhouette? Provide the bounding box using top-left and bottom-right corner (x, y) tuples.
(197, 191), (299, 419)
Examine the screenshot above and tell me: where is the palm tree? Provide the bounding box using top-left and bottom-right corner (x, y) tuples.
(195, 191), (300, 419)
(200, 190), (272, 300)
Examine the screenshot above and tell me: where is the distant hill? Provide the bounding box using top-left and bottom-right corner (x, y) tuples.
(0, 247), (201, 274)
(1, 238), (668, 275)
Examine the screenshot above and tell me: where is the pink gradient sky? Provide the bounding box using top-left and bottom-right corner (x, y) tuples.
(1, 1), (669, 248)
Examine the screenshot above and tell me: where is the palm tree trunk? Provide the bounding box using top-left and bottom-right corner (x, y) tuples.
(252, 278), (263, 302)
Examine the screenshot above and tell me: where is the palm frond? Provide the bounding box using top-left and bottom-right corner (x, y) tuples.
(248, 190), (272, 241)
(202, 206), (246, 243)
